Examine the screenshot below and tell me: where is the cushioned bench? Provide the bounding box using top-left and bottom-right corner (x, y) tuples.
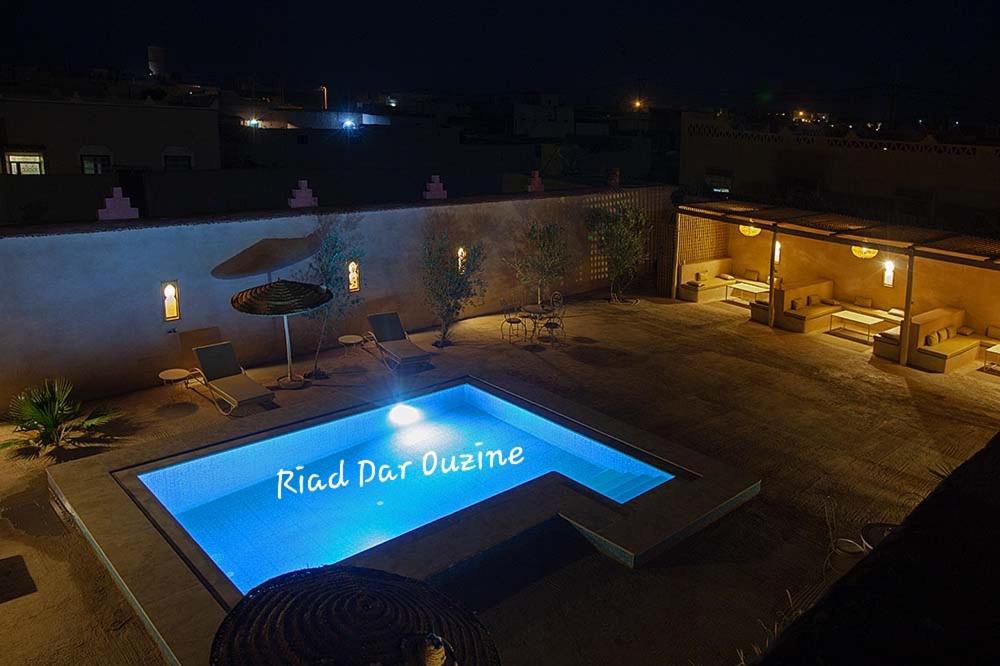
(912, 336), (980, 373)
(676, 258), (769, 303)
(906, 306), (977, 373)
(773, 279), (839, 333)
(873, 326), (901, 361)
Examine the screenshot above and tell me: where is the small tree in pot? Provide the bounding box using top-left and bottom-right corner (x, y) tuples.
(507, 221), (571, 305)
(421, 227), (487, 347)
(587, 205), (649, 303)
(298, 223), (364, 378)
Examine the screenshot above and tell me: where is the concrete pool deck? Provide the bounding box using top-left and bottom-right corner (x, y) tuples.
(4, 295), (1000, 664)
(53, 376), (760, 663)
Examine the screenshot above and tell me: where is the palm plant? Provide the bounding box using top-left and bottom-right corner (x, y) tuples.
(1, 378), (121, 458)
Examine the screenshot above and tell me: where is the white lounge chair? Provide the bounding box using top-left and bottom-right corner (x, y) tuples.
(191, 342), (275, 415)
(367, 312), (432, 371)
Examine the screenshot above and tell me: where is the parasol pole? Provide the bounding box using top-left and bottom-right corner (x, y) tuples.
(282, 314), (294, 384)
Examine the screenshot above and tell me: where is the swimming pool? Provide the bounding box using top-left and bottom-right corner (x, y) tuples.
(138, 382), (674, 593)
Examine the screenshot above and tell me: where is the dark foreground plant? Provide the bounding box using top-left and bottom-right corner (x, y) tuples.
(1, 378), (122, 459)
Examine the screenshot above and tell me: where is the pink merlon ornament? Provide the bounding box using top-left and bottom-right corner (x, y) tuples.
(289, 180), (319, 208)
(608, 167), (621, 188)
(97, 187), (139, 221)
(528, 170), (544, 192)
(423, 175), (447, 200)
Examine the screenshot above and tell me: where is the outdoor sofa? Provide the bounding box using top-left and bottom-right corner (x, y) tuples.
(677, 258), (770, 303)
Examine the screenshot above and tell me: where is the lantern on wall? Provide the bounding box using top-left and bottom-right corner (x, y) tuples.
(851, 245), (879, 260)
(738, 224), (762, 237)
(161, 280), (180, 321)
(457, 246), (467, 272)
(347, 260), (361, 293)
(883, 260), (895, 287)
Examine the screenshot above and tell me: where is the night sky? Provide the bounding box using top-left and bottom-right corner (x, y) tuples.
(4, 0), (999, 115)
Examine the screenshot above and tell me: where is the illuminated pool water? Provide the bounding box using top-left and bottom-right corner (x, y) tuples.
(139, 383), (673, 593)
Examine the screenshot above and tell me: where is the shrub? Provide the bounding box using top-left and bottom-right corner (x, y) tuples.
(507, 221), (571, 305)
(421, 227), (487, 346)
(587, 205), (649, 302)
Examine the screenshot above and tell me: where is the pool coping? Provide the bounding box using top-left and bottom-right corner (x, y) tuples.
(48, 374), (760, 665)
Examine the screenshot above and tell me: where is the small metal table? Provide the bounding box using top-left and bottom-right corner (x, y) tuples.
(520, 304), (554, 339)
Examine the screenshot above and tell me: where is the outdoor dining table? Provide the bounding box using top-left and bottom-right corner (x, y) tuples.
(521, 303), (554, 339)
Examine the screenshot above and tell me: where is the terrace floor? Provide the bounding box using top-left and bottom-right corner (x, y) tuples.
(3, 295), (999, 665)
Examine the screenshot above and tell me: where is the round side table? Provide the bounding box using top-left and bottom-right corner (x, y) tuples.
(338, 334), (365, 355)
(158, 368), (194, 404)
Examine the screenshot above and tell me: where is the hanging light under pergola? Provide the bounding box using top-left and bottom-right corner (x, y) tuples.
(230, 279), (332, 389)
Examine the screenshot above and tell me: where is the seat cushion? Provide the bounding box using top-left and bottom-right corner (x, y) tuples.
(210, 374), (274, 405)
(784, 304), (841, 321)
(917, 337), (979, 360)
(380, 339), (431, 363)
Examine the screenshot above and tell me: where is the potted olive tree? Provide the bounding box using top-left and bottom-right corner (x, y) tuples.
(298, 223), (364, 379)
(421, 227), (487, 347)
(507, 221), (571, 305)
(587, 205), (649, 303)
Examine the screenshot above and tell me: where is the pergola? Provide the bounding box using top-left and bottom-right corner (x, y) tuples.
(675, 199), (1000, 365)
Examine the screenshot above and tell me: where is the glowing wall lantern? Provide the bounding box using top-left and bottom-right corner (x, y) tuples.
(851, 245), (879, 260)
(161, 280), (180, 321)
(773, 240), (782, 264)
(883, 260), (895, 287)
(457, 246), (467, 272)
(347, 260), (361, 293)
(738, 224), (762, 237)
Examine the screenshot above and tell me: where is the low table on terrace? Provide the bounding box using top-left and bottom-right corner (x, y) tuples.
(984, 343), (1000, 370)
(829, 310), (884, 343)
(726, 281), (770, 304)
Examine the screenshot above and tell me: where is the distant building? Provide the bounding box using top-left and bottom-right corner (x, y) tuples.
(0, 96), (220, 175)
(679, 111), (1000, 231)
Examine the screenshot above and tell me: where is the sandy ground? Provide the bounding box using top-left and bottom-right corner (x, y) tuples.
(2, 295), (998, 665)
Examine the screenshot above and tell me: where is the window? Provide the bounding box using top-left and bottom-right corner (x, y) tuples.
(6, 152), (45, 175)
(347, 261), (361, 293)
(163, 155), (193, 171)
(81, 155), (112, 175)
(457, 246), (467, 272)
(774, 239), (782, 264)
(882, 260), (895, 287)
(161, 281), (180, 321)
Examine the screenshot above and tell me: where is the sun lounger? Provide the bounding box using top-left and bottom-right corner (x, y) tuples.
(367, 312), (432, 371)
(191, 341), (275, 415)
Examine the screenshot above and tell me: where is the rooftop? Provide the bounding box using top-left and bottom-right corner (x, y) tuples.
(3, 296), (998, 664)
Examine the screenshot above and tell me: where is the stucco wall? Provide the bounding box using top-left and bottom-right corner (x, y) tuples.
(0, 187), (673, 404)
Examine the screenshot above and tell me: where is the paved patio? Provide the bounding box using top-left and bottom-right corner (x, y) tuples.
(3, 296), (998, 665)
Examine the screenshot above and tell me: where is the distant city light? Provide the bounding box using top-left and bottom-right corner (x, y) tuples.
(247, 118), (261, 128)
(632, 98), (643, 109)
(342, 119), (356, 129)
(387, 98), (398, 108)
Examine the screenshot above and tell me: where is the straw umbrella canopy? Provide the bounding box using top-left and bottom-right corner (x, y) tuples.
(211, 565), (501, 666)
(230, 279), (332, 389)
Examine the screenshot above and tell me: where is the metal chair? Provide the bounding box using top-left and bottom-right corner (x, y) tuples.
(500, 301), (527, 342)
(540, 292), (565, 344)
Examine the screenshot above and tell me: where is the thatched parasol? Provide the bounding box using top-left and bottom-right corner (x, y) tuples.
(211, 565), (502, 666)
(231, 279), (332, 389)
